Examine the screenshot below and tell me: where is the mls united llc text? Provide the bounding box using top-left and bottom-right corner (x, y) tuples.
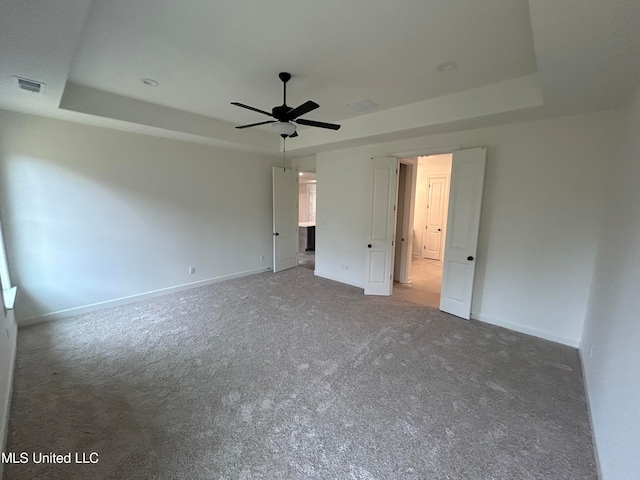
(1, 452), (99, 464)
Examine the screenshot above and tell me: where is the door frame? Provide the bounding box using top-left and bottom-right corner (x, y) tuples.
(394, 157), (418, 284)
(390, 146), (466, 296)
(392, 149), (459, 288)
(367, 145), (483, 303)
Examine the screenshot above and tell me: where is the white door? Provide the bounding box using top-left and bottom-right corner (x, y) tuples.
(423, 176), (448, 260)
(440, 147), (487, 319)
(273, 167), (298, 273)
(364, 157), (398, 295)
(307, 184), (317, 222)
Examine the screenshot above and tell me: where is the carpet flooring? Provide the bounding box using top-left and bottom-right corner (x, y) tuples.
(5, 268), (596, 479)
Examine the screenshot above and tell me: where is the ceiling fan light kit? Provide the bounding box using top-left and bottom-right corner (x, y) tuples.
(232, 72), (341, 138)
(272, 121), (296, 136)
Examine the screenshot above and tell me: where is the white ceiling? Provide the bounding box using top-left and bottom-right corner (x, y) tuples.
(1, 0), (638, 156)
(68, 0), (537, 124)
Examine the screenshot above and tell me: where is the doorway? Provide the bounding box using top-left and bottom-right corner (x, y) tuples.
(393, 154), (452, 308)
(298, 171), (316, 271)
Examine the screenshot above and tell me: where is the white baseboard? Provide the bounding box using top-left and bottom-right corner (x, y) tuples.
(471, 312), (579, 348)
(314, 270), (364, 290)
(578, 348), (604, 480)
(19, 267), (271, 327)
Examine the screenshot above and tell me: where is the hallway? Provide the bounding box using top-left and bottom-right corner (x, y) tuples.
(393, 257), (443, 308)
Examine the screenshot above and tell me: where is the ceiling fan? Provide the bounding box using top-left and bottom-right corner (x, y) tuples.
(231, 72), (341, 138)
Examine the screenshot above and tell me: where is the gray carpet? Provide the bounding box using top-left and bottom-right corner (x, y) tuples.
(5, 268), (596, 479)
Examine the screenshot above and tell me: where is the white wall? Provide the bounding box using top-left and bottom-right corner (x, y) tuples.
(291, 156), (316, 173)
(0, 110), (279, 321)
(316, 109), (621, 346)
(580, 89), (640, 479)
(0, 304), (17, 479)
(315, 155), (370, 287)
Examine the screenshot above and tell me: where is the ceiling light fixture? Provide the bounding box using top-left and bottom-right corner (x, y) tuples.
(436, 61), (457, 72)
(298, 172), (303, 176)
(141, 78), (159, 87)
(271, 121), (296, 137)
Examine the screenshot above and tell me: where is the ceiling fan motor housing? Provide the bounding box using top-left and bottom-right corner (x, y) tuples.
(272, 105), (293, 120)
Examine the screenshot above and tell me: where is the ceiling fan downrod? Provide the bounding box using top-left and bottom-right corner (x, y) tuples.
(279, 72), (291, 107)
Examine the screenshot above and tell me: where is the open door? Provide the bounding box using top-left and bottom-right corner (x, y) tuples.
(364, 157), (398, 295)
(439, 147), (487, 319)
(273, 166), (298, 273)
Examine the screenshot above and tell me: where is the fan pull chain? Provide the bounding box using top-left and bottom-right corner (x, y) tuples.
(283, 136), (286, 171)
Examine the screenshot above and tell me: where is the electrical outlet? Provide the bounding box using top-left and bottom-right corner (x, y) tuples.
(260, 255), (265, 261)
(189, 266), (196, 274)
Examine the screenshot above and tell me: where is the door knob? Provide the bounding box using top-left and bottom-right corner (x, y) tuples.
(467, 256), (474, 261)
(367, 244), (372, 248)
(438, 228), (441, 231)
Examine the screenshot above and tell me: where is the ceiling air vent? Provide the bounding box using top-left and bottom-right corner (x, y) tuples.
(346, 98), (378, 112)
(14, 76), (45, 94)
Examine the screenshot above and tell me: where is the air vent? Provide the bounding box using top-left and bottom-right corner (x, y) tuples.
(14, 76), (45, 94)
(346, 98), (378, 112)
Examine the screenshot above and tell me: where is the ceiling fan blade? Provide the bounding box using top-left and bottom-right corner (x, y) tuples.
(286, 100), (319, 120)
(235, 120), (276, 129)
(231, 102), (274, 117)
(296, 118), (341, 130)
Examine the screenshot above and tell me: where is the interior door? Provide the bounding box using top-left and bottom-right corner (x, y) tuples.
(423, 176), (447, 260)
(440, 147), (487, 319)
(307, 184), (317, 222)
(273, 166), (298, 273)
(364, 157), (398, 295)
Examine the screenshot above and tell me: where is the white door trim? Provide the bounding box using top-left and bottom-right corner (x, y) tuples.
(395, 158), (417, 284)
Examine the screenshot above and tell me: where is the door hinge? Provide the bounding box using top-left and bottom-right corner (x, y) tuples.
(393, 205), (396, 211)
(395, 168), (398, 174)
